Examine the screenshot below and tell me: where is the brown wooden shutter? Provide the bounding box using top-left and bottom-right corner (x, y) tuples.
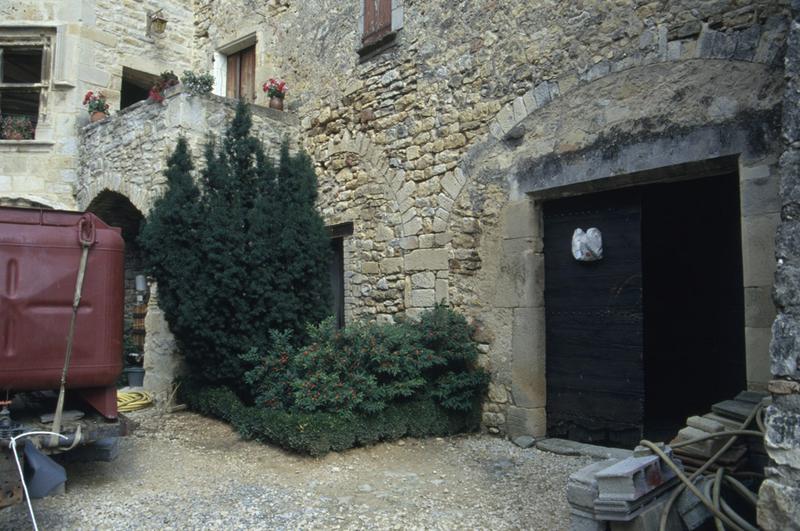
(226, 53), (239, 99)
(362, 0), (392, 46)
(239, 46), (256, 103)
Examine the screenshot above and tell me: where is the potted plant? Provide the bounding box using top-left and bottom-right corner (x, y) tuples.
(262, 78), (287, 110)
(181, 70), (214, 95)
(83, 91), (110, 122)
(0, 115), (34, 140)
(149, 70), (180, 103)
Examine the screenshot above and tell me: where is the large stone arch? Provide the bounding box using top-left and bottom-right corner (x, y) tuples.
(452, 26), (786, 438)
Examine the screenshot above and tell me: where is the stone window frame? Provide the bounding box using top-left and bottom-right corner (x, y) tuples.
(212, 33), (257, 101)
(0, 25), (69, 147)
(357, 0), (403, 62)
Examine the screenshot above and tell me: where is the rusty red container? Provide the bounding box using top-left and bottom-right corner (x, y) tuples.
(0, 208), (124, 418)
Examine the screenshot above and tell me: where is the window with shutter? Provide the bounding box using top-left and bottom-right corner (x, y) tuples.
(0, 30), (53, 140)
(225, 45), (256, 102)
(359, 0), (402, 61)
(362, 0), (392, 46)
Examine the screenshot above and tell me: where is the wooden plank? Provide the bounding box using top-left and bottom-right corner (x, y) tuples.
(362, 0), (392, 45)
(226, 53), (239, 99)
(239, 45), (255, 103)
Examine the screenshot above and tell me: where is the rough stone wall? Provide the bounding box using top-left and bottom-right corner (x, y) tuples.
(191, 0), (790, 435)
(757, 2), (800, 528)
(0, 0), (195, 209)
(77, 89), (298, 216)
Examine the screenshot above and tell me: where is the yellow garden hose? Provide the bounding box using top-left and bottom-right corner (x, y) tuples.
(117, 390), (153, 412)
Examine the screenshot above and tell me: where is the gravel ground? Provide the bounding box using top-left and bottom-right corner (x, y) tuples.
(3, 410), (591, 530)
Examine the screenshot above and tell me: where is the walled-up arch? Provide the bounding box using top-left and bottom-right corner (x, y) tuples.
(451, 25), (786, 439)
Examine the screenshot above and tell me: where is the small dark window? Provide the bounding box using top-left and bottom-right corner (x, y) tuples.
(0, 46), (45, 138)
(226, 45), (256, 103)
(2, 48), (42, 83)
(121, 67), (158, 109)
(328, 223), (353, 329)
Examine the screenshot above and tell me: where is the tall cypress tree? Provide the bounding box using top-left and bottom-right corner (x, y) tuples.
(140, 101), (332, 394)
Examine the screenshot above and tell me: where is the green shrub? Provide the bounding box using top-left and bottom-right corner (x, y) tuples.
(241, 305), (489, 415)
(180, 383), (481, 456)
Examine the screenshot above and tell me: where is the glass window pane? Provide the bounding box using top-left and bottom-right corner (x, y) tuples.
(2, 48), (43, 83)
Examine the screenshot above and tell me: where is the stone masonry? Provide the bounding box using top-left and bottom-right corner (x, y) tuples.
(189, 1), (790, 437)
(2, 1), (796, 462)
(757, 1), (800, 528)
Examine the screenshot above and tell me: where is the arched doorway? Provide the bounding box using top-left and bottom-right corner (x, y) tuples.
(86, 190), (147, 372)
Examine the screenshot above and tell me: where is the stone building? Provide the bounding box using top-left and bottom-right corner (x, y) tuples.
(1, 0), (798, 526)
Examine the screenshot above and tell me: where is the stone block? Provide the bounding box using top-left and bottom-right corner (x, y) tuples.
(770, 313), (800, 379)
(740, 213), (779, 287)
(435, 278), (448, 304)
(502, 198), (536, 240)
(404, 248), (449, 271)
(380, 258), (403, 274)
(399, 236), (419, 250)
(512, 435), (535, 449)
(410, 289), (435, 307)
(776, 221), (800, 262)
(774, 264), (800, 309)
(511, 307), (545, 409)
(746, 326), (772, 387)
(745, 286), (777, 328)
(506, 405), (546, 438)
(758, 478), (800, 531)
(441, 171), (463, 199)
(741, 171), (780, 216)
(362, 261), (380, 274)
(411, 272), (435, 289)
(494, 240), (541, 309)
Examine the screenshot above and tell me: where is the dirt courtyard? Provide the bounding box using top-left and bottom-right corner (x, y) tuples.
(3, 410), (591, 530)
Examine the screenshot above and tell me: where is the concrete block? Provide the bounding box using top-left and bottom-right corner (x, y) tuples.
(595, 452), (678, 502)
(685, 416), (725, 433)
(570, 509), (608, 531)
(506, 405), (546, 438)
(568, 459), (621, 509)
(609, 493), (683, 531)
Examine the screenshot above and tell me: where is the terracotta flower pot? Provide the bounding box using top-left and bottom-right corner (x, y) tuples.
(90, 111), (108, 123)
(4, 132), (25, 140)
(269, 96), (284, 111)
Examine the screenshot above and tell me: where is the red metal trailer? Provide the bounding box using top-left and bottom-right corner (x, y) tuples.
(0, 207), (127, 509)
(0, 207), (124, 416)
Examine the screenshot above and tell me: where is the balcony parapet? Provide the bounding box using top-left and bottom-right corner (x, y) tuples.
(77, 87), (299, 215)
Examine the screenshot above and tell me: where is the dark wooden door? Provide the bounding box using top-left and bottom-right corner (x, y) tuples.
(543, 188), (644, 447)
(226, 45), (255, 102)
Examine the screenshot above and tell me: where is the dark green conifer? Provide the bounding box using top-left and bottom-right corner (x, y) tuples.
(140, 101), (332, 393)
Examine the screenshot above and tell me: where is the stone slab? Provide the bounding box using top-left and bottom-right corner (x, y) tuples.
(537, 438), (633, 460)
